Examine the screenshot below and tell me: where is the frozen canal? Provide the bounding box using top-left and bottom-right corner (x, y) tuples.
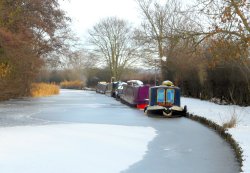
(0, 89), (240, 173)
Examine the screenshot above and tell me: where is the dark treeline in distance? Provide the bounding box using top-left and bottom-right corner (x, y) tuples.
(165, 39), (250, 105)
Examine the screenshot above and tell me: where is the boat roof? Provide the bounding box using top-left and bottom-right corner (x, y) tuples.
(127, 80), (143, 86)
(151, 85), (180, 89)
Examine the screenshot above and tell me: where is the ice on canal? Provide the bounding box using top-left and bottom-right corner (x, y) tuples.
(0, 90), (241, 173)
(0, 123), (156, 173)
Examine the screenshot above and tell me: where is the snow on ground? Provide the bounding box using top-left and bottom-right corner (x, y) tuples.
(182, 97), (250, 173)
(0, 124), (156, 173)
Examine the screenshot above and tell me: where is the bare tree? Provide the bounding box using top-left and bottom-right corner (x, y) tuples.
(87, 17), (139, 80)
(134, 0), (195, 78)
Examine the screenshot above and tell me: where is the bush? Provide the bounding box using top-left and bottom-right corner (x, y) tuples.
(60, 80), (84, 90)
(222, 116), (237, 129)
(30, 83), (59, 97)
(222, 109), (240, 129)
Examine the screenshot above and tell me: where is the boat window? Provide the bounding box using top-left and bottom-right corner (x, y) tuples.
(166, 89), (175, 104)
(157, 88), (165, 103)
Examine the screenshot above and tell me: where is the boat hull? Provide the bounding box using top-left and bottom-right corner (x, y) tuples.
(120, 85), (149, 108)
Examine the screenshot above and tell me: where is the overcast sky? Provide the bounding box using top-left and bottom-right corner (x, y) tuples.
(60, 0), (140, 41)
(60, 0), (194, 43)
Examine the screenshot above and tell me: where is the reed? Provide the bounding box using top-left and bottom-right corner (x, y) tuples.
(31, 83), (59, 97)
(60, 80), (84, 90)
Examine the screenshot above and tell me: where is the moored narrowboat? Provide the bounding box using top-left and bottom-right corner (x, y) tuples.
(115, 82), (127, 99)
(120, 80), (149, 109)
(111, 81), (121, 98)
(96, 82), (108, 94)
(144, 80), (187, 117)
(105, 83), (113, 96)
(105, 81), (123, 97)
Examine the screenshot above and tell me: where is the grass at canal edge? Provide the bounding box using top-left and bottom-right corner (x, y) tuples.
(185, 113), (243, 172)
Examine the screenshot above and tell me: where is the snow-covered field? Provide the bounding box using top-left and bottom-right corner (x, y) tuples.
(0, 124), (156, 173)
(182, 97), (250, 173)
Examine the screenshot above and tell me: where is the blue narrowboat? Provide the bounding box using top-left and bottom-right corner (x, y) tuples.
(144, 80), (187, 117)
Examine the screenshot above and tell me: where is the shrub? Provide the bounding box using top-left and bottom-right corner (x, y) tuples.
(222, 111), (239, 129)
(60, 80), (84, 90)
(30, 83), (59, 97)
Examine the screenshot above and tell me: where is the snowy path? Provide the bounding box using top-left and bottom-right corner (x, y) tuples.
(0, 90), (240, 173)
(182, 97), (250, 173)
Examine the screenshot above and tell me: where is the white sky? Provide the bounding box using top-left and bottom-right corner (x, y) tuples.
(60, 0), (194, 43)
(60, 0), (140, 40)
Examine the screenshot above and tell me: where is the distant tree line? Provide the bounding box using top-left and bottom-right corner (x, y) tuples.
(40, 67), (156, 88)
(166, 38), (250, 105)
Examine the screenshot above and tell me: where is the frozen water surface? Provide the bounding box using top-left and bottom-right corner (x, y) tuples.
(182, 97), (250, 173)
(0, 89), (240, 173)
(0, 124), (156, 173)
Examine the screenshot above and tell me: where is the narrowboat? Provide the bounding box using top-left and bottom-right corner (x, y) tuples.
(115, 82), (127, 99)
(96, 82), (108, 94)
(120, 80), (149, 109)
(111, 81), (121, 98)
(105, 83), (113, 96)
(104, 81), (123, 97)
(144, 80), (187, 117)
